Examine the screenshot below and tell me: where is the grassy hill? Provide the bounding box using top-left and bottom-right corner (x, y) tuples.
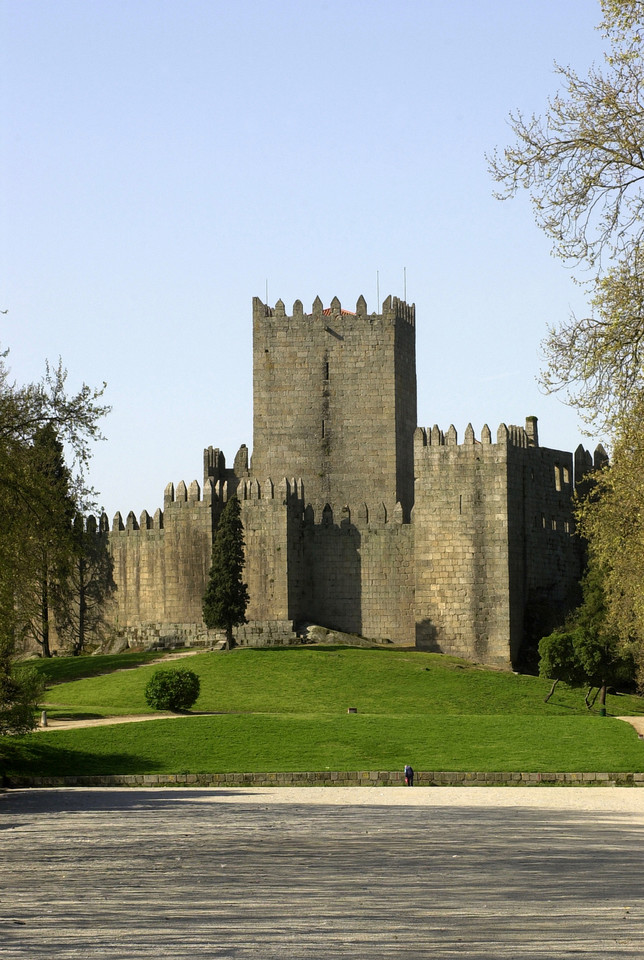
(4, 647), (644, 777)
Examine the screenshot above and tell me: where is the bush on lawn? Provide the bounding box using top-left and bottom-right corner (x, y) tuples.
(144, 669), (200, 711)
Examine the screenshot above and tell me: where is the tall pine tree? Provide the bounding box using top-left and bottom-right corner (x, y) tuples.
(203, 496), (249, 647)
(24, 425), (78, 658)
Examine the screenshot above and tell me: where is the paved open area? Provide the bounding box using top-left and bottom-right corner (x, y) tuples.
(2, 786), (644, 958)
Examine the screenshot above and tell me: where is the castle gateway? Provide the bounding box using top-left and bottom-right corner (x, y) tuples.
(108, 295), (597, 667)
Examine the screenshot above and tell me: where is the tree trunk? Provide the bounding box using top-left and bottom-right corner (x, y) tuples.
(76, 556), (86, 656)
(544, 678), (559, 702)
(41, 575), (51, 658)
(585, 687), (600, 709)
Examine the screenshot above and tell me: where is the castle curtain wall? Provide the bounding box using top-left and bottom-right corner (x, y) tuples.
(506, 443), (583, 660)
(358, 519), (415, 642)
(240, 479), (297, 624)
(412, 424), (513, 666)
(413, 423), (583, 666)
(108, 480), (213, 634)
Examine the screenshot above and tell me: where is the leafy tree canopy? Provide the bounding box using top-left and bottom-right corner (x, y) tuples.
(0, 346), (109, 727)
(576, 410), (644, 679)
(489, 0), (644, 435)
(539, 560), (635, 707)
(0, 349), (109, 494)
(490, 0), (644, 677)
(0, 665), (44, 737)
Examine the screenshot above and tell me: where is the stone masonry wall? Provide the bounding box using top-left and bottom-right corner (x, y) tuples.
(413, 423), (514, 665)
(240, 477), (299, 623)
(303, 506), (364, 634)
(359, 518), (415, 642)
(241, 484), (415, 643)
(296, 501), (414, 642)
(412, 420), (583, 666)
(108, 478), (213, 633)
(252, 295), (417, 519)
(506, 439), (583, 660)
(12, 771), (644, 789)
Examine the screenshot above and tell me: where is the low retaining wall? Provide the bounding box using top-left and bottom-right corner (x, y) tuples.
(6, 771), (644, 788)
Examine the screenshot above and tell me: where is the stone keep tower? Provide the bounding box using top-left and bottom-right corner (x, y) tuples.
(251, 294), (417, 520)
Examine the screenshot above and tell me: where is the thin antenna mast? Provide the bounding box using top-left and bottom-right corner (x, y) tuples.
(265, 279), (269, 304)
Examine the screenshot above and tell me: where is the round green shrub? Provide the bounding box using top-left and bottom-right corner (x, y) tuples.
(144, 668), (201, 712)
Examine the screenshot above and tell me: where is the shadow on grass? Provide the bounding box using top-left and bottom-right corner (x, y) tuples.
(247, 644), (416, 655)
(41, 712), (107, 721)
(0, 738), (162, 779)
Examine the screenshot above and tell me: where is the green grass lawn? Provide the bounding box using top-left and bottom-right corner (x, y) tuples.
(37, 646), (644, 717)
(4, 646), (644, 776)
(4, 713), (643, 777)
(19, 649), (176, 686)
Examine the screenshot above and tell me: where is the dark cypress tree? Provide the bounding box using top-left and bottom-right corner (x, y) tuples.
(202, 496), (249, 647)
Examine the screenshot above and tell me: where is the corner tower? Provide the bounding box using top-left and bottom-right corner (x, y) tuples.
(251, 294), (417, 518)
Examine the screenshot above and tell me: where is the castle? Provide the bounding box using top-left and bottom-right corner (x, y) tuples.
(107, 294), (600, 667)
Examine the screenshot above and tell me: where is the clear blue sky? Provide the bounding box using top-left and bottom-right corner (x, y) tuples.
(2, 0), (607, 520)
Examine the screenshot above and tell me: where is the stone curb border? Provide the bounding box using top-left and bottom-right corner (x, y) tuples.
(6, 771), (644, 788)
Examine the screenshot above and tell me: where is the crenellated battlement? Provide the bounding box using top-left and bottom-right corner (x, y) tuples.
(574, 442), (609, 486)
(252, 294), (415, 326)
(111, 477), (216, 535)
(112, 456), (298, 539)
(237, 476), (303, 502)
(74, 512), (110, 534)
(381, 294), (415, 325)
(163, 478), (213, 506)
(112, 508), (165, 533)
(312, 499), (406, 527)
(414, 417), (540, 453)
(203, 446), (225, 481)
(232, 473), (408, 528)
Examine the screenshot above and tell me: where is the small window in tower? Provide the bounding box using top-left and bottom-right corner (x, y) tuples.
(554, 464), (562, 491)
(322, 419), (326, 438)
(562, 466), (570, 485)
(324, 361), (329, 380)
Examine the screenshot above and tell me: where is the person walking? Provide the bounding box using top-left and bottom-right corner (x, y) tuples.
(404, 763), (414, 786)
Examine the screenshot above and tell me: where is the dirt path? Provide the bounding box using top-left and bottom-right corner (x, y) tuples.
(617, 715), (644, 736)
(36, 709), (223, 731)
(36, 712), (181, 730)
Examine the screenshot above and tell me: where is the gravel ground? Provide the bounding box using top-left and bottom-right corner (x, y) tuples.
(2, 785), (644, 959)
